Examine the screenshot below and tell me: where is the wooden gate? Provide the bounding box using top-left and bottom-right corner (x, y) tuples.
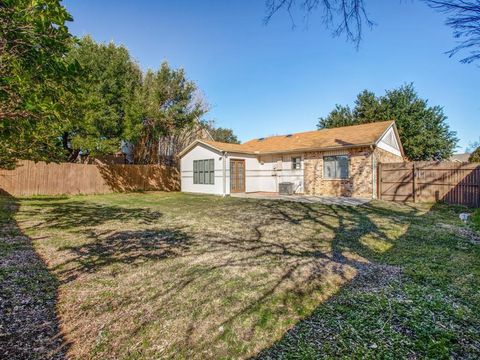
(378, 162), (480, 207)
(230, 159), (245, 193)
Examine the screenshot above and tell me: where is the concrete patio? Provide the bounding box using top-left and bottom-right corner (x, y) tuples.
(231, 192), (370, 206)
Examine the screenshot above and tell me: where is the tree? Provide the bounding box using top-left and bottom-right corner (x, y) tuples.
(133, 63), (208, 164)
(203, 121), (240, 144)
(317, 104), (354, 129)
(469, 146), (480, 162)
(0, 0), (75, 168)
(210, 127), (240, 144)
(468, 138), (480, 162)
(318, 84), (458, 160)
(264, 0), (372, 48)
(264, 0), (480, 64)
(426, 1), (480, 63)
(62, 36), (142, 161)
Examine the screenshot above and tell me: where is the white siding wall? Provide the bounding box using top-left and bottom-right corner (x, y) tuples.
(226, 153), (304, 194)
(181, 144), (305, 195)
(180, 144), (225, 195)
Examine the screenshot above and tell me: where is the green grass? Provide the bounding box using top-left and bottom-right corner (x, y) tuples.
(2, 192), (479, 359)
(471, 208), (480, 232)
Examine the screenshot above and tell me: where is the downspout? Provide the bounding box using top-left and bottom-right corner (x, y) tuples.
(222, 151), (227, 197)
(371, 144), (376, 199)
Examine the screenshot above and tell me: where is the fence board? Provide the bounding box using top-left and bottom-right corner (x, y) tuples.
(0, 160), (179, 196)
(379, 161), (480, 207)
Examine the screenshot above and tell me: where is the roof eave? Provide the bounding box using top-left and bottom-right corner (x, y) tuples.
(178, 140), (224, 158)
(178, 140), (257, 158)
(373, 121), (405, 158)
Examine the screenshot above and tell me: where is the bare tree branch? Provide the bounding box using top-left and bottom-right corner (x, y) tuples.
(265, 0), (480, 64)
(425, 0), (480, 63)
(264, 0), (373, 47)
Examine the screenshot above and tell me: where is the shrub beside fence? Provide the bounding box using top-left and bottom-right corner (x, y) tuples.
(378, 161), (480, 207)
(0, 160), (179, 196)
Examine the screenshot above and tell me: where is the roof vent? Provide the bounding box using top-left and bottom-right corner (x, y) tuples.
(285, 134), (292, 137)
(258, 137), (265, 141)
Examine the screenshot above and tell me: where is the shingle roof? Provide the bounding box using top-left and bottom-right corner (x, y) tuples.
(449, 153), (471, 163)
(195, 121), (395, 155)
(201, 140), (253, 154)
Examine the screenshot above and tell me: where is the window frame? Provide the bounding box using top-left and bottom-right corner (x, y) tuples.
(323, 155), (349, 180)
(291, 156), (301, 170)
(193, 159), (215, 185)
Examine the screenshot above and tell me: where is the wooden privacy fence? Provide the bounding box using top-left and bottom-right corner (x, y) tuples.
(0, 160), (179, 196)
(378, 161), (480, 207)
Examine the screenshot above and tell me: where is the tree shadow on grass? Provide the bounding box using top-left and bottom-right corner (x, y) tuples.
(252, 200), (480, 359)
(55, 227), (192, 284)
(0, 195), (70, 359)
(141, 199), (416, 356)
(10, 193), (476, 358)
(19, 198), (163, 230)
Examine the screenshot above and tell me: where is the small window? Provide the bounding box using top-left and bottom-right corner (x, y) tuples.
(323, 156), (349, 179)
(292, 157), (301, 170)
(193, 159), (214, 184)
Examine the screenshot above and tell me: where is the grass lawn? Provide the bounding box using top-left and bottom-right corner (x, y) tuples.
(1, 192), (479, 359)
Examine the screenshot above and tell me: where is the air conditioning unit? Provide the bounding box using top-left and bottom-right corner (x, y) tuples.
(279, 182), (294, 195)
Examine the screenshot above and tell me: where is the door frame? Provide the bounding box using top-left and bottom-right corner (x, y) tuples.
(230, 159), (246, 193)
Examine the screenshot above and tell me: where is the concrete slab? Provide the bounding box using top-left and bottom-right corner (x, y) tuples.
(231, 192), (370, 206)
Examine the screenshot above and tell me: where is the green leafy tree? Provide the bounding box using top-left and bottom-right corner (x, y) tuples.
(0, 0), (75, 168)
(318, 84), (458, 160)
(469, 146), (480, 162)
(62, 36), (142, 161)
(133, 62), (207, 164)
(210, 127), (240, 144)
(317, 104), (354, 129)
(203, 121), (240, 144)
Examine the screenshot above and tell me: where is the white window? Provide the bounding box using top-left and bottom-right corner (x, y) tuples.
(193, 159), (214, 184)
(323, 156), (349, 179)
(292, 157), (301, 170)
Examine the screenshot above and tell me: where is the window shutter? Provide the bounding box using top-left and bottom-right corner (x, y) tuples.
(199, 160), (204, 184)
(209, 159), (214, 184)
(193, 160), (198, 184)
(205, 159), (210, 184)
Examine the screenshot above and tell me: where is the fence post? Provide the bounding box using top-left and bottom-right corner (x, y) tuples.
(412, 162), (417, 203)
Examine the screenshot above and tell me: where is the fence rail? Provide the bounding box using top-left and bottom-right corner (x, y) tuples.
(378, 161), (480, 207)
(0, 160), (179, 196)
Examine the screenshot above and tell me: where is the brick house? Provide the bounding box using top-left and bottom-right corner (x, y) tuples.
(179, 121), (404, 198)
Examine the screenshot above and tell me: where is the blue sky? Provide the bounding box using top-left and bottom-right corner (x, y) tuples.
(63, 0), (479, 151)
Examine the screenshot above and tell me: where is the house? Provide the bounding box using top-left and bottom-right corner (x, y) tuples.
(179, 121), (404, 198)
(449, 153), (471, 163)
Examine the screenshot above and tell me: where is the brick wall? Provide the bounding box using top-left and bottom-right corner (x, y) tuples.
(304, 147), (374, 198)
(303, 146), (403, 198)
(374, 147), (404, 164)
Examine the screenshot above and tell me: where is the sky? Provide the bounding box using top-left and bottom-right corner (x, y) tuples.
(63, 0), (479, 151)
